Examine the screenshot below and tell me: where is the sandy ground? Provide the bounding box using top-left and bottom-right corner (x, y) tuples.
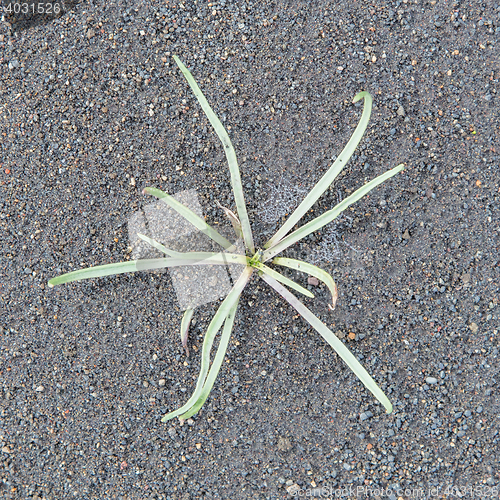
(0, 0), (499, 498)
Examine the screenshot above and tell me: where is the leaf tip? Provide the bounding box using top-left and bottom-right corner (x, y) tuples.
(352, 91), (371, 104)
(48, 281), (55, 288)
(161, 411), (178, 422)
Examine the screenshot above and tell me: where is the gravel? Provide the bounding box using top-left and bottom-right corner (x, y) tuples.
(1, 0), (499, 498)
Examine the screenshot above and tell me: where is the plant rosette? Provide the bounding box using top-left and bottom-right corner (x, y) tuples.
(49, 55), (404, 422)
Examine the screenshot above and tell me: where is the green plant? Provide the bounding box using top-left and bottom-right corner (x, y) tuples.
(48, 56), (404, 421)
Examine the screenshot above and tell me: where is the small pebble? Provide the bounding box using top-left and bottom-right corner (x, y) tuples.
(426, 377), (438, 385)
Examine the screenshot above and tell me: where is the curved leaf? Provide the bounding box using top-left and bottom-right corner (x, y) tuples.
(265, 91), (373, 249)
(251, 261), (314, 299)
(178, 297), (240, 420)
(273, 257), (337, 310)
(162, 266), (253, 421)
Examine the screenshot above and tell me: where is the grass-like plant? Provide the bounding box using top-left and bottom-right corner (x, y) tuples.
(49, 56), (404, 421)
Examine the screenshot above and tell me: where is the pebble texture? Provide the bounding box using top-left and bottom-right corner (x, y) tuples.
(0, 0), (499, 498)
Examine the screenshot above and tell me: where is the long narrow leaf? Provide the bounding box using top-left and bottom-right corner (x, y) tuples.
(251, 261), (314, 299)
(162, 266), (253, 421)
(260, 274), (392, 413)
(137, 233), (183, 257)
(178, 297), (240, 420)
(48, 258), (171, 287)
(173, 56), (255, 254)
(135, 246), (250, 267)
(162, 251), (249, 267)
(273, 257), (337, 310)
(263, 164), (404, 262)
(49, 252), (250, 287)
(144, 187), (234, 251)
(180, 306), (195, 357)
(265, 91), (373, 249)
